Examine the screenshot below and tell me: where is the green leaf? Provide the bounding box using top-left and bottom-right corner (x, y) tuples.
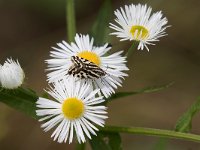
(175, 97), (200, 132)
(90, 132), (122, 150)
(103, 132), (122, 150)
(42, 91), (50, 99)
(0, 87), (38, 119)
(107, 82), (174, 101)
(90, 133), (110, 150)
(90, 0), (112, 44)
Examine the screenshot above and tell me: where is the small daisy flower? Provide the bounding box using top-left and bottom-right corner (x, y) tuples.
(110, 4), (169, 51)
(36, 78), (107, 144)
(0, 58), (25, 89)
(46, 34), (128, 98)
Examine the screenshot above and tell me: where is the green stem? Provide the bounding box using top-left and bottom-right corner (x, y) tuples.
(100, 125), (200, 143)
(125, 42), (137, 58)
(66, 0), (76, 42)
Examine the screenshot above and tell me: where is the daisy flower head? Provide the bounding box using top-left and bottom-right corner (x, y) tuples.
(110, 4), (169, 51)
(36, 77), (108, 144)
(46, 34), (128, 98)
(0, 58), (25, 89)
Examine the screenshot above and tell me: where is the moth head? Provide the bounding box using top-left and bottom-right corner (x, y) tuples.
(71, 56), (76, 61)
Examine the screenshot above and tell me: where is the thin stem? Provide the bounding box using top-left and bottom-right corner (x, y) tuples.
(100, 125), (200, 143)
(125, 42), (137, 58)
(66, 0), (76, 42)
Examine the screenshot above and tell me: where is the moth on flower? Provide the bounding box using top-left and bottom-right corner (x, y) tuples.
(68, 56), (106, 79)
(36, 77), (108, 144)
(110, 4), (170, 51)
(0, 58), (25, 89)
(46, 34), (128, 98)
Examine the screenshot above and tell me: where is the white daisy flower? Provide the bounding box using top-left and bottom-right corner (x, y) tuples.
(0, 58), (25, 89)
(110, 4), (169, 51)
(46, 34), (128, 98)
(36, 77), (107, 144)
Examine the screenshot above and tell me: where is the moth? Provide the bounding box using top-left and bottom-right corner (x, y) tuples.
(68, 56), (106, 79)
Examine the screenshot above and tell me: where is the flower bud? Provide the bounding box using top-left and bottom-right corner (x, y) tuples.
(0, 58), (25, 89)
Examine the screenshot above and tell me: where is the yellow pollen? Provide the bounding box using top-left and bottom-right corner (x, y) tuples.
(62, 98), (84, 120)
(78, 51), (101, 66)
(130, 25), (149, 40)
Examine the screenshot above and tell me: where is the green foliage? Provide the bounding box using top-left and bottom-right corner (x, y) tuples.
(90, 0), (112, 44)
(107, 82), (174, 102)
(42, 91), (50, 99)
(0, 87), (38, 119)
(89, 132), (122, 150)
(175, 97), (200, 132)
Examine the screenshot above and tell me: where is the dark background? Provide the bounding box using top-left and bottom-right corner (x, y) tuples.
(0, 0), (200, 149)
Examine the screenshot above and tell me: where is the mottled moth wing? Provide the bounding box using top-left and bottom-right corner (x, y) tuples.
(68, 56), (106, 79)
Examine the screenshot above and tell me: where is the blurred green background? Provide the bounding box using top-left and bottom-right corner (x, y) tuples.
(1, 0), (200, 149)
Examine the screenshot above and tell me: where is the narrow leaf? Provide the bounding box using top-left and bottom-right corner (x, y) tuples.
(107, 82), (174, 101)
(102, 132), (122, 150)
(90, 132), (122, 150)
(0, 87), (38, 119)
(89, 134), (111, 150)
(90, 0), (112, 44)
(175, 97), (200, 132)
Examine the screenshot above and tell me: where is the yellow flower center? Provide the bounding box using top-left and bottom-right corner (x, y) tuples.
(78, 51), (101, 66)
(62, 98), (84, 120)
(130, 25), (149, 40)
